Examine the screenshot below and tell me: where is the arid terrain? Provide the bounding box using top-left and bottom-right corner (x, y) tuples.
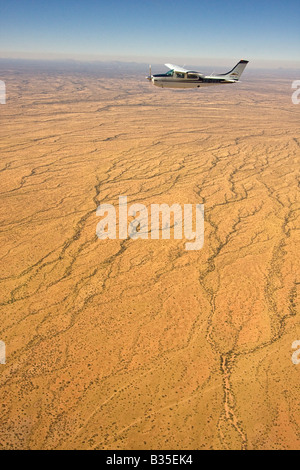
(0, 62), (299, 450)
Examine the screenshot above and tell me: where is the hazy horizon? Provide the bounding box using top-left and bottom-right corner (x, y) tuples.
(0, 56), (299, 72)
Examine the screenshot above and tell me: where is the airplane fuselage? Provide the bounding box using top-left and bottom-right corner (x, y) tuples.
(151, 73), (234, 89)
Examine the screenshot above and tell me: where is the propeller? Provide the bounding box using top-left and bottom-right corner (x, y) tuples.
(146, 65), (152, 81)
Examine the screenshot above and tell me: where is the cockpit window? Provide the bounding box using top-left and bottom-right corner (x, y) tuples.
(176, 73), (185, 78)
(166, 70), (174, 76)
(187, 73), (198, 79)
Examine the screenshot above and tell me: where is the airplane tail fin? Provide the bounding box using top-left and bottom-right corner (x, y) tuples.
(220, 60), (249, 81)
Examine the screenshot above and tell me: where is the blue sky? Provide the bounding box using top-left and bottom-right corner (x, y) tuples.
(0, 0), (299, 67)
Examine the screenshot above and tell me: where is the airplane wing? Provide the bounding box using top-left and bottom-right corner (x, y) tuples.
(165, 63), (205, 77)
(165, 63), (188, 73)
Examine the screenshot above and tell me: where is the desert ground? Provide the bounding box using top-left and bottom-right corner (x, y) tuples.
(0, 62), (299, 450)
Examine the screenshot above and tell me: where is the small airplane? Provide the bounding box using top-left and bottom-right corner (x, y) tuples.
(146, 59), (249, 89)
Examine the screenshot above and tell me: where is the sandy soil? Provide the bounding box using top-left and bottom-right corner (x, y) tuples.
(0, 66), (299, 450)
